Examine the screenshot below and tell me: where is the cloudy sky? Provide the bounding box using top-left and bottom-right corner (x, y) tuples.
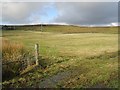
(1, 0), (119, 26)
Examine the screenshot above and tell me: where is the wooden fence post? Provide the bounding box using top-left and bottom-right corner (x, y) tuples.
(35, 44), (39, 65)
(27, 57), (30, 67)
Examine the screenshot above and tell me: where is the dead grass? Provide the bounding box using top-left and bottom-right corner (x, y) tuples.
(2, 39), (25, 62)
(2, 39), (35, 81)
(2, 26), (118, 88)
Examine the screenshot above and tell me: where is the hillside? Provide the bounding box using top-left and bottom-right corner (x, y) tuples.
(2, 25), (118, 88)
(2, 25), (118, 34)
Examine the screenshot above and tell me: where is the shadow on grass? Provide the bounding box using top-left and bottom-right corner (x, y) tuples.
(2, 56), (47, 82)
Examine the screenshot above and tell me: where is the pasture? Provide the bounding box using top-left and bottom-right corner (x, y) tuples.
(2, 25), (118, 88)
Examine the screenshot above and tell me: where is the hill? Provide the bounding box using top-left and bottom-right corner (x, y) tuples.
(2, 24), (118, 34)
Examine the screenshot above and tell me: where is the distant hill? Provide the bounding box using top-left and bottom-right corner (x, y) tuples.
(1, 24), (118, 34)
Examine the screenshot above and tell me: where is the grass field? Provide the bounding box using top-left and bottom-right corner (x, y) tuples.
(2, 25), (118, 88)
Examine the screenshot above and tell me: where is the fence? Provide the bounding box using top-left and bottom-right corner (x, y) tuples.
(2, 44), (40, 72)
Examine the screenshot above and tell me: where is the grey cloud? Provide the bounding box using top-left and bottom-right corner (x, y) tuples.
(2, 0), (119, 2)
(1, 2), (118, 25)
(53, 2), (118, 25)
(2, 2), (51, 24)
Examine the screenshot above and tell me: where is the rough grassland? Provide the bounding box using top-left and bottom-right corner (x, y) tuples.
(2, 26), (118, 88)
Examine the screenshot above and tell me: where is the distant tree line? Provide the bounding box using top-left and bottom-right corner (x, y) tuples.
(2, 25), (16, 30)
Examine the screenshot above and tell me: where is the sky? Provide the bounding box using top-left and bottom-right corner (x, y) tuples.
(1, 0), (119, 26)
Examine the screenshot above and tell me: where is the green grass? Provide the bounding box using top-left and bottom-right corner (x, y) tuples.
(11, 25), (118, 34)
(2, 25), (118, 88)
(43, 26), (118, 34)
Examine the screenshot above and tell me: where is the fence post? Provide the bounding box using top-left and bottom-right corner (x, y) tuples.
(27, 57), (30, 67)
(35, 44), (39, 65)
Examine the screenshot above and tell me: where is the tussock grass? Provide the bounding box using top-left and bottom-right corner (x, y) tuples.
(2, 39), (25, 62)
(2, 51), (118, 88)
(2, 26), (118, 88)
(2, 39), (35, 81)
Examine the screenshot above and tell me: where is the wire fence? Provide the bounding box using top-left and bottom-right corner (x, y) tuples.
(2, 44), (39, 73)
